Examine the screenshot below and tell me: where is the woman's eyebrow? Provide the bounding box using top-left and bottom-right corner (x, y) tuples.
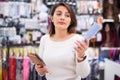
(56, 10), (62, 13)
(56, 10), (70, 14)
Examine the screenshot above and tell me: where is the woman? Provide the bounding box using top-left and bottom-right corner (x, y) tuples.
(36, 2), (90, 80)
(100, 22), (118, 47)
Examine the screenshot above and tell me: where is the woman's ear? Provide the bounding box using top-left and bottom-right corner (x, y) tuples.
(50, 16), (53, 22)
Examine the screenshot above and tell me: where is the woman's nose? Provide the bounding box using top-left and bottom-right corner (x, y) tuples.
(60, 15), (65, 20)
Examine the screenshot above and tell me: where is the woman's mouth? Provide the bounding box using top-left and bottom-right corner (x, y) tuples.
(58, 22), (65, 25)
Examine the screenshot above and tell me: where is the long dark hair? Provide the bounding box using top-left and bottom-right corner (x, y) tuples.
(49, 2), (77, 36)
(101, 22), (118, 47)
(102, 0), (119, 25)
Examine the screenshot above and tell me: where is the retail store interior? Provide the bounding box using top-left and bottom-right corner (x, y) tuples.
(0, 0), (120, 80)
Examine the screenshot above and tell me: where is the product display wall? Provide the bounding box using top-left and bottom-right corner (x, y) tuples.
(0, 0), (120, 80)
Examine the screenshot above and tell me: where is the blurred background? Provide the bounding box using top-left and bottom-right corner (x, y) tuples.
(0, 0), (120, 80)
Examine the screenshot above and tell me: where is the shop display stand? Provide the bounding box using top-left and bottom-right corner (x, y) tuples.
(104, 59), (120, 80)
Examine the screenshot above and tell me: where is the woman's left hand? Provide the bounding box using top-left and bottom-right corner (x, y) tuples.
(74, 37), (89, 58)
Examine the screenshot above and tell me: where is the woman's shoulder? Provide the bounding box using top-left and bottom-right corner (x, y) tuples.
(41, 34), (49, 38)
(40, 34), (50, 41)
(72, 33), (83, 38)
(72, 33), (85, 41)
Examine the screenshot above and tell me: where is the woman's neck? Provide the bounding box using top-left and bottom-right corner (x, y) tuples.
(55, 29), (69, 37)
(106, 32), (110, 42)
(51, 31), (73, 41)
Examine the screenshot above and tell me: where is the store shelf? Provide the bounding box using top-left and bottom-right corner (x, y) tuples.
(100, 47), (120, 50)
(104, 59), (120, 80)
(103, 19), (114, 23)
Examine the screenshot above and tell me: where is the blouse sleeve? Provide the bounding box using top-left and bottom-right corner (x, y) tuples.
(74, 34), (91, 78)
(75, 53), (91, 78)
(38, 35), (46, 58)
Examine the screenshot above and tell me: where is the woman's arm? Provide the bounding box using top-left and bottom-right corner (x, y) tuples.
(36, 35), (48, 75)
(74, 37), (91, 78)
(75, 55), (90, 78)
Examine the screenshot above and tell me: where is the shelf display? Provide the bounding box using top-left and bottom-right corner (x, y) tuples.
(102, 0), (119, 23)
(1, 46), (40, 80)
(105, 59), (120, 80)
(44, 0), (77, 14)
(76, 0), (103, 47)
(76, 15), (103, 31)
(86, 47), (99, 60)
(76, 0), (103, 15)
(0, 2), (31, 18)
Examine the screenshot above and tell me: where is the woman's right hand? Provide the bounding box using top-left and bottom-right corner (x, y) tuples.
(35, 64), (48, 76)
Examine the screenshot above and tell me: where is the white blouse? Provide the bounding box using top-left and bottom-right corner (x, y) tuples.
(39, 34), (90, 80)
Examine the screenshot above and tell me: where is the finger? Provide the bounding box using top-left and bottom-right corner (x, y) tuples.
(76, 40), (86, 50)
(74, 46), (84, 54)
(77, 37), (89, 49)
(84, 37), (89, 46)
(75, 41), (80, 47)
(37, 66), (48, 74)
(44, 66), (49, 73)
(36, 64), (43, 68)
(74, 47), (85, 57)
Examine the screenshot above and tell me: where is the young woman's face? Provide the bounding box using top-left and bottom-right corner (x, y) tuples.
(105, 24), (110, 32)
(109, 0), (113, 4)
(51, 6), (71, 31)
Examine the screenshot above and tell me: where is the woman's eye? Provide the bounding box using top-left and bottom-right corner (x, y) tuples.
(56, 13), (61, 16)
(66, 15), (70, 17)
